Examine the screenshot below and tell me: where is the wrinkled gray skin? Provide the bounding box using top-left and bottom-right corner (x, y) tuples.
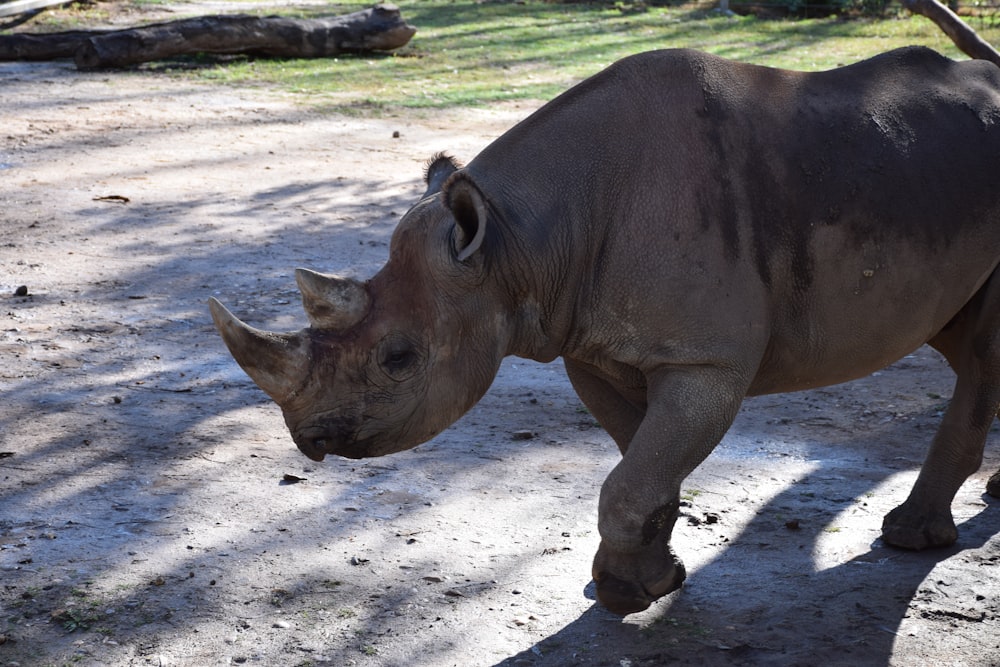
(211, 47), (1000, 616)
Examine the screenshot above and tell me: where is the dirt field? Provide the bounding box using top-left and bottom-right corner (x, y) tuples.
(1, 54), (999, 667)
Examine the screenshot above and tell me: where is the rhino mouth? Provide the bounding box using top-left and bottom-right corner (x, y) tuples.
(293, 424), (344, 461)
(295, 436), (330, 462)
(292, 427), (387, 461)
(292, 409), (424, 461)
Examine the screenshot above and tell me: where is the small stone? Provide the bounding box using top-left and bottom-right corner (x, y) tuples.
(392, 130), (400, 138)
(273, 620), (291, 629)
(511, 430), (535, 441)
(13, 285), (27, 297)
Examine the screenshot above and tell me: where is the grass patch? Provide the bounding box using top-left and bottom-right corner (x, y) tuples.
(19, 0), (1000, 112)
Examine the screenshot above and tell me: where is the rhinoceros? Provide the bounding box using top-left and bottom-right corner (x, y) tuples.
(210, 46), (1000, 616)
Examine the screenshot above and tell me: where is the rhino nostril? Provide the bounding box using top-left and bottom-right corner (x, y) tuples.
(313, 438), (327, 451)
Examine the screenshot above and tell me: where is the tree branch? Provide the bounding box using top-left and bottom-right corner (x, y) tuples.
(902, 0), (1000, 67)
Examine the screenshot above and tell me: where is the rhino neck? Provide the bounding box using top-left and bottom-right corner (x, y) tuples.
(465, 92), (629, 364)
(468, 173), (584, 364)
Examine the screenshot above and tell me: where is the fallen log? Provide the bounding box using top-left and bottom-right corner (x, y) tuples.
(0, 3), (416, 69)
(0, 27), (93, 59)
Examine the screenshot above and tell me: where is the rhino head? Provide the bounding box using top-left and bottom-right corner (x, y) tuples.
(209, 155), (510, 461)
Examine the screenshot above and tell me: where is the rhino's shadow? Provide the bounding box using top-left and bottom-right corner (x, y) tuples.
(496, 486), (996, 667)
(492, 379), (1000, 666)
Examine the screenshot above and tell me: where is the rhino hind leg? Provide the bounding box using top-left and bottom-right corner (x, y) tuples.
(882, 273), (1000, 550)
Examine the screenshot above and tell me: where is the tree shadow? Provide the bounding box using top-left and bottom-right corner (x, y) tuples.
(0, 60), (522, 662)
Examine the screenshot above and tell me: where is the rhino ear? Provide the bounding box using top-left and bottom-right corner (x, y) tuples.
(423, 153), (461, 199)
(444, 173), (487, 262)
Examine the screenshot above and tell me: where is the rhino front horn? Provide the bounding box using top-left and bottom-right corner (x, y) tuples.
(208, 297), (309, 403)
(295, 268), (370, 329)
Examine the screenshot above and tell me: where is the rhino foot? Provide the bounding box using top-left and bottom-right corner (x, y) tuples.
(987, 471), (1000, 499)
(591, 535), (686, 616)
(593, 558), (686, 616)
(881, 502), (958, 551)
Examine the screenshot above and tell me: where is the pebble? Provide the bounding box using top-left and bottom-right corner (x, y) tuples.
(273, 620), (291, 629)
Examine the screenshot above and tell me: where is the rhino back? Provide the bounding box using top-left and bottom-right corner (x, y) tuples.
(466, 48), (1000, 392)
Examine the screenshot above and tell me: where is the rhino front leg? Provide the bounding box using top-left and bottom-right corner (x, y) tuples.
(883, 276), (1000, 549)
(592, 366), (747, 615)
(564, 358), (646, 454)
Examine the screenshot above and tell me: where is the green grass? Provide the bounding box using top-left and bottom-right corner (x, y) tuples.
(23, 0), (1000, 112)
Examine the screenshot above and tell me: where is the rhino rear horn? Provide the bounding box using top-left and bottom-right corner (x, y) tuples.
(295, 268), (370, 329)
(208, 297), (309, 403)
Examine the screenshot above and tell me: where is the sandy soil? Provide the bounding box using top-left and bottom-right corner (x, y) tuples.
(1, 53), (999, 667)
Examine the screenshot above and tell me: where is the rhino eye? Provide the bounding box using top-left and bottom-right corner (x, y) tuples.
(381, 345), (417, 377)
(375, 334), (422, 380)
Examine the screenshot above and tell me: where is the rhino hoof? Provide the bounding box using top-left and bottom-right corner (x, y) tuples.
(881, 505), (958, 551)
(594, 572), (656, 616)
(593, 557), (686, 616)
(987, 471), (1000, 499)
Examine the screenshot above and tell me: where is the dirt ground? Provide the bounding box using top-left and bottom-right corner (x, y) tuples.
(1, 46), (999, 667)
